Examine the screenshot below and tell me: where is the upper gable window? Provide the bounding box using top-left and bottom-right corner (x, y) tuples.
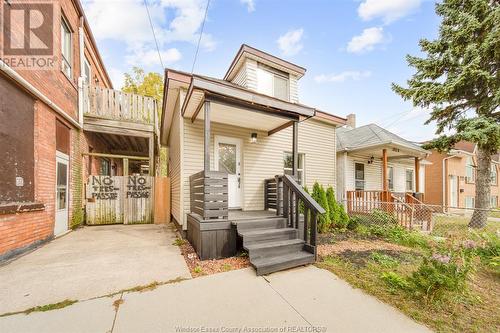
(256, 63), (289, 101)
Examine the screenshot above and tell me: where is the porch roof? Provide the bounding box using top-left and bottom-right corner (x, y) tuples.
(160, 68), (345, 145)
(336, 124), (429, 158)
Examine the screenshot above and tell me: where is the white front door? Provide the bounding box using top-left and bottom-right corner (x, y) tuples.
(215, 136), (242, 209)
(55, 152), (69, 236)
(449, 175), (458, 208)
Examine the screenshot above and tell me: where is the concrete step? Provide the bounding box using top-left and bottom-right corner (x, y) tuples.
(240, 228), (298, 246)
(252, 251), (315, 275)
(244, 239), (304, 260)
(236, 217), (288, 233)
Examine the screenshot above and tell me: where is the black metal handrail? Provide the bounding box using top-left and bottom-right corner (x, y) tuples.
(281, 175), (325, 256)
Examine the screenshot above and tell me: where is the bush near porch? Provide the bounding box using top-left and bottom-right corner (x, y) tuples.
(304, 182), (349, 233)
(316, 211), (500, 333)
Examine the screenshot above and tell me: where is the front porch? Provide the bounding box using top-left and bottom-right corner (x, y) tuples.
(176, 75), (327, 273)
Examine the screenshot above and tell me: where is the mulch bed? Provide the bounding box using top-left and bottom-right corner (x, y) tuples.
(178, 241), (250, 277)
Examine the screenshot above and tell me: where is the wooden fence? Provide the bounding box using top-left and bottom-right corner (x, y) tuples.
(85, 175), (153, 225)
(83, 84), (157, 124)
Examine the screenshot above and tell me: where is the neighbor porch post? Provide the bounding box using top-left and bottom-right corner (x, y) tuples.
(415, 157), (420, 193)
(292, 121), (298, 178)
(382, 149), (388, 192)
(204, 101), (211, 173)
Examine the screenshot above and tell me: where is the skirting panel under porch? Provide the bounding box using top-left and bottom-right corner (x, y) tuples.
(186, 213), (237, 260)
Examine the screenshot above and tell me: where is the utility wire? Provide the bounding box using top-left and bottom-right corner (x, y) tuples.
(191, 0), (210, 73)
(144, 0), (164, 69)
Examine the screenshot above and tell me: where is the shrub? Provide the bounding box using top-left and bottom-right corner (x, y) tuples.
(347, 216), (360, 230)
(370, 209), (398, 226)
(311, 182), (331, 233)
(408, 248), (475, 302)
(325, 186), (349, 229)
(381, 272), (410, 291)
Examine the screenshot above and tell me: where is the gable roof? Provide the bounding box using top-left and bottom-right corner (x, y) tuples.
(336, 123), (428, 154)
(224, 44), (306, 81)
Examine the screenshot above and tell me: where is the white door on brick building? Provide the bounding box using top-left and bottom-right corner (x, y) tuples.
(55, 151), (69, 236)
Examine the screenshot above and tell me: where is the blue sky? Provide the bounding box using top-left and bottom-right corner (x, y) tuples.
(82, 0), (441, 141)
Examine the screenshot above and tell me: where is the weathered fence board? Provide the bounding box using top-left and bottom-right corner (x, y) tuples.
(86, 175), (153, 225)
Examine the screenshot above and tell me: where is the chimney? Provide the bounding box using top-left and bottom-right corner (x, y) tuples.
(346, 113), (356, 129)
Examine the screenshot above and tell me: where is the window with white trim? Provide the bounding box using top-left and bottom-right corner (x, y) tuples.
(355, 163), (365, 190)
(256, 63), (289, 101)
(61, 18), (72, 78)
(491, 196), (498, 208)
(465, 196), (475, 209)
(405, 169), (414, 192)
(388, 166), (394, 191)
(491, 163), (497, 185)
(465, 156), (475, 183)
(83, 57), (91, 85)
(283, 152), (305, 185)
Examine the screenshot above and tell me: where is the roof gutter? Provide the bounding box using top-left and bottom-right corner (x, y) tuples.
(0, 61), (81, 129)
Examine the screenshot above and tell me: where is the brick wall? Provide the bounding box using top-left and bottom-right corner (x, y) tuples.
(0, 101), (56, 260)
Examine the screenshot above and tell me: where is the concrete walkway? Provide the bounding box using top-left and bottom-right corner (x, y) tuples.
(0, 266), (432, 333)
(0, 224), (191, 314)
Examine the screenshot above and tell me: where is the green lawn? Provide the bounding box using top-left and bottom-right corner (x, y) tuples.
(316, 223), (500, 333)
(431, 215), (500, 238)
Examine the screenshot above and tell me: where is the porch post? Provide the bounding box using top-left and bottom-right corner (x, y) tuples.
(292, 121), (298, 177)
(415, 157), (420, 193)
(382, 149), (388, 192)
(148, 133), (154, 175)
(204, 101), (211, 172)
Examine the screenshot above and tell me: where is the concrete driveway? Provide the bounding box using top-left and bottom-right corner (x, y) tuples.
(0, 266), (432, 333)
(0, 224), (191, 314)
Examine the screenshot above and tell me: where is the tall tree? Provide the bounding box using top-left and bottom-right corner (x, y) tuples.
(393, 0), (500, 228)
(122, 67), (167, 176)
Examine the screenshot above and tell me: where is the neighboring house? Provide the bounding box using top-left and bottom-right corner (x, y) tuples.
(336, 114), (430, 202)
(0, 0), (158, 261)
(424, 141), (499, 209)
(160, 44), (345, 273)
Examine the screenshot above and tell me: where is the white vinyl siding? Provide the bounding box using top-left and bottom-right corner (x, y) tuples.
(231, 65), (247, 87)
(245, 59), (258, 91)
(181, 118), (336, 221)
(168, 92), (183, 225)
(289, 75), (299, 103)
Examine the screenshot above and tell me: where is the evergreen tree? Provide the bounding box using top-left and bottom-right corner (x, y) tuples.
(392, 0), (500, 228)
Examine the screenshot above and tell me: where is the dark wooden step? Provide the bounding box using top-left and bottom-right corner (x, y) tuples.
(235, 217), (287, 233)
(252, 251), (315, 275)
(244, 239), (304, 260)
(240, 228), (298, 246)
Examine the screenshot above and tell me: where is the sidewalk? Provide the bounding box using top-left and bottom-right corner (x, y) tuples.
(0, 266), (432, 333)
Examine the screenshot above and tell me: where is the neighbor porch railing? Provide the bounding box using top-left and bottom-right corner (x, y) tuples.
(189, 170), (228, 220)
(83, 84), (157, 124)
(346, 190), (433, 231)
(281, 175), (326, 257)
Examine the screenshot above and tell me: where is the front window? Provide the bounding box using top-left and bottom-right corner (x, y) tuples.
(491, 164), (497, 185)
(355, 163), (365, 190)
(61, 18), (72, 78)
(405, 169), (414, 192)
(465, 196), (475, 209)
(100, 159), (110, 176)
(388, 166), (394, 191)
(465, 156), (475, 183)
(284, 152), (304, 184)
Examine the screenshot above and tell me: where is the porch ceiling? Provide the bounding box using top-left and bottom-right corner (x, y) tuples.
(350, 143), (428, 159)
(184, 93), (294, 132)
(184, 94), (291, 132)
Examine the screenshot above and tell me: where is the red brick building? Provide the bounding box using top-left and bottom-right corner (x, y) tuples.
(0, 0), (116, 260)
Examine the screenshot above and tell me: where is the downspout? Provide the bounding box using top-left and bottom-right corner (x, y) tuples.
(78, 16), (85, 126)
(0, 60), (81, 129)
